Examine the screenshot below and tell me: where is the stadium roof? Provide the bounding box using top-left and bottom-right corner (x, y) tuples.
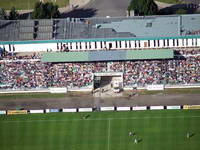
(41, 49), (174, 62)
(0, 14), (200, 43)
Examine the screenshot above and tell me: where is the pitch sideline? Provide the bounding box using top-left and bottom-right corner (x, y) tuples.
(1, 115), (200, 123)
(107, 119), (111, 150)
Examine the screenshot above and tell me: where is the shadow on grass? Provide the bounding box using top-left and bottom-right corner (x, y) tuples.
(138, 138), (143, 143)
(190, 133), (195, 138)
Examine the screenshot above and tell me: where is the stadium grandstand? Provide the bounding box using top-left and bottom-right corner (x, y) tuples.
(0, 14), (200, 95)
(0, 14), (200, 52)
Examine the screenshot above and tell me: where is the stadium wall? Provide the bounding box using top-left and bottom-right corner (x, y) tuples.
(1, 83), (200, 94)
(0, 88), (49, 94)
(124, 83), (200, 91)
(0, 86), (93, 94)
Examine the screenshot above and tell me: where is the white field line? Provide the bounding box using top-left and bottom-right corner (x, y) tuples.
(107, 119), (110, 150)
(1, 115), (200, 123)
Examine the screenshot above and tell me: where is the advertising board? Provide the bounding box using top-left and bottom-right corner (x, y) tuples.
(7, 110), (27, 115)
(0, 110), (6, 115)
(132, 106), (147, 110)
(150, 106), (164, 110)
(167, 106), (181, 110)
(49, 87), (67, 93)
(63, 108), (77, 112)
(116, 107), (131, 111)
(183, 105), (200, 110)
(29, 110), (44, 113)
(147, 85), (164, 91)
(79, 108), (93, 112)
(49, 109), (60, 113)
(100, 107), (115, 111)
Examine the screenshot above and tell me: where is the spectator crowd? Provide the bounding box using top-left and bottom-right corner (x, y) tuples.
(0, 49), (200, 89)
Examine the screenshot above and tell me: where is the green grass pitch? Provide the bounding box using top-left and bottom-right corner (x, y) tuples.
(0, 110), (200, 150)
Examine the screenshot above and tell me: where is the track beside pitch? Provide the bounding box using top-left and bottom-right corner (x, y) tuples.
(0, 110), (199, 150)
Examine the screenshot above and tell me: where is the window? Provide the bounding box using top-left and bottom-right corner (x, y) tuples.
(109, 43), (112, 49)
(61, 43), (63, 50)
(89, 42), (91, 49)
(144, 42), (148, 48)
(138, 41), (141, 48)
(195, 38), (198, 46)
(115, 41), (118, 48)
(70, 43), (72, 49)
(177, 39), (179, 46)
(154, 40), (156, 47)
(57, 43), (59, 50)
(104, 41), (107, 49)
(85, 42), (88, 49)
(125, 41), (127, 48)
(95, 42), (97, 49)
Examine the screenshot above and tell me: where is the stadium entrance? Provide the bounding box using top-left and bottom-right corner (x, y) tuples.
(93, 72), (123, 97)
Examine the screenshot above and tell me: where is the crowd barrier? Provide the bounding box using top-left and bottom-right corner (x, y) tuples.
(1, 105), (200, 115)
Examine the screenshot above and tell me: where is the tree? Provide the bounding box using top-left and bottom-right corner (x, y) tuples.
(9, 7), (19, 20)
(32, 2), (60, 19)
(128, 0), (158, 16)
(0, 8), (7, 19)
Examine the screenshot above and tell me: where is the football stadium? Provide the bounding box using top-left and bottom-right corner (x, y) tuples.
(0, 14), (200, 150)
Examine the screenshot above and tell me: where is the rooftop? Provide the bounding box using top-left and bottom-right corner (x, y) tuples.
(0, 14), (200, 42)
(41, 49), (174, 62)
